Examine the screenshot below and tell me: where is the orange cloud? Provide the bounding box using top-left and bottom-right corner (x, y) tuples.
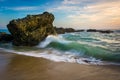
(66, 1), (120, 29)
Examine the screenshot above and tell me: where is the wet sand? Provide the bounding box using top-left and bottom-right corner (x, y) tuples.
(0, 51), (120, 80)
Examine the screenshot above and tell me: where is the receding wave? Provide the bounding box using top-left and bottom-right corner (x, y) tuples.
(1, 47), (120, 65)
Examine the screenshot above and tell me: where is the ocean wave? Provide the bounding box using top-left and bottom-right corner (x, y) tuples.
(37, 35), (120, 62)
(0, 32), (120, 65)
(37, 35), (71, 48)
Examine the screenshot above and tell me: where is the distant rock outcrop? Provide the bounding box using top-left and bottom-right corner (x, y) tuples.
(87, 29), (113, 33)
(54, 27), (85, 34)
(7, 12), (57, 46)
(55, 27), (75, 34)
(0, 32), (13, 42)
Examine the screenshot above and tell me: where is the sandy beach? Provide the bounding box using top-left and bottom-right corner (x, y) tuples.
(0, 50), (120, 80)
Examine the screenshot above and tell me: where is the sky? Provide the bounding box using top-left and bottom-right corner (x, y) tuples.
(0, 0), (120, 30)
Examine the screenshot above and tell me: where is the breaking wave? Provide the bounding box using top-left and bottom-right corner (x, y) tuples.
(0, 32), (120, 65)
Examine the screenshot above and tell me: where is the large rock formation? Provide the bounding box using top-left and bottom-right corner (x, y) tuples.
(7, 12), (57, 46)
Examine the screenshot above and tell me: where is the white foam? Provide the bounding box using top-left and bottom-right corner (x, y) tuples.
(37, 35), (71, 48)
(2, 48), (119, 65)
(97, 38), (120, 44)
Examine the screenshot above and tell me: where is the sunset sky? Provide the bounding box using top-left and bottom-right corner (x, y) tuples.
(0, 0), (120, 29)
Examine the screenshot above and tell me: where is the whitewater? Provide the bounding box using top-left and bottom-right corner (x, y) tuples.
(0, 31), (120, 65)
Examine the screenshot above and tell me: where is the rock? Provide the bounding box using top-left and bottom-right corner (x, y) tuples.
(98, 30), (113, 33)
(54, 27), (66, 34)
(82, 60), (91, 63)
(7, 12), (57, 46)
(55, 27), (85, 34)
(87, 29), (97, 32)
(75, 30), (85, 32)
(0, 32), (13, 42)
(87, 29), (113, 33)
(65, 28), (75, 33)
(54, 27), (76, 34)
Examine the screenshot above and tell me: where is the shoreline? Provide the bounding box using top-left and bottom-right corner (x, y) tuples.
(0, 50), (120, 80)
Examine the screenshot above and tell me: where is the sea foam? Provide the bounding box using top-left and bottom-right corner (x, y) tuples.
(0, 32), (120, 65)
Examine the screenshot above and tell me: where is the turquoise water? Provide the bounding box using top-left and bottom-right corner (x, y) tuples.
(0, 29), (120, 65)
(0, 28), (10, 34)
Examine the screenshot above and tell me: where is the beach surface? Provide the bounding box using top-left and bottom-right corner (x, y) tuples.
(0, 50), (120, 80)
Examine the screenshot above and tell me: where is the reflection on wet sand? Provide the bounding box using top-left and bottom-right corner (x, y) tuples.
(3, 55), (55, 80)
(0, 52), (120, 80)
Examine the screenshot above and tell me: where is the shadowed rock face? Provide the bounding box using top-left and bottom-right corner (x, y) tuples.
(0, 32), (13, 42)
(7, 12), (56, 46)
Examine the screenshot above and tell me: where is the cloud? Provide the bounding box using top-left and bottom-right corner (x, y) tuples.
(68, 1), (120, 21)
(48, 5), (81, 12)
(3, 6), (40, 11)
(50, 0), (120, 29)
(1, 0), (119, 29)
(62, 0), (120, 5)
(62, 0), (81, 5)
(11, 6), (39, 11)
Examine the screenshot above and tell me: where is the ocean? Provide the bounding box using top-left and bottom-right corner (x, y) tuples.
(0, 29), (120, 65)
